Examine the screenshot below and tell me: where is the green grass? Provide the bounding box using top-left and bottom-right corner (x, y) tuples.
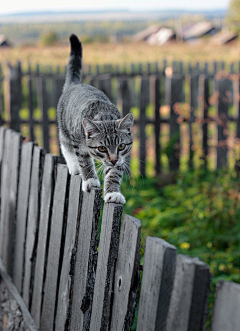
(121, 168), (240, 330)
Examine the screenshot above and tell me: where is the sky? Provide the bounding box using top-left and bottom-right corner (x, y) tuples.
(0, 0), (231, 15)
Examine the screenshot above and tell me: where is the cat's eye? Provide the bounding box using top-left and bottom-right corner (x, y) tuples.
(118, 143), (126, 150)
(98, 146), (107, 152)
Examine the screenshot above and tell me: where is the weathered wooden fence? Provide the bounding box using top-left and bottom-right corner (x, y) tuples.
(1, 61), (240, 176)
(1, 126), (240, 330)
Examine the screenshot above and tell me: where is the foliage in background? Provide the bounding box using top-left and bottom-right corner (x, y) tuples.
(40, 31), (59, 46)
(121, 169), (240, 330)
(227, 0), (240, 31)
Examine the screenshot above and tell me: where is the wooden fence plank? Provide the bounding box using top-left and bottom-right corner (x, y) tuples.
(136, 237), (177, 331)
(0, 130), (13, 263)
(37, 77), (50, 153)
(118, 78), (133, 117)
(6, 131), (22, 276)
(55, 175), (82, 331)
(0, 126), (6, 175)
(165, 255), (210, 331)
(0, 130), (22, 275)
(40, 165), (69, 331)
(167, 75), (184, 170)
(31, 154), (58, 329)
(5, 63), (22, 132)
(28, 68), (35, 142)
(98, 76), (113, 102)
(110, 215), (141, 331)
(89, 203), (123, 331)
(22, 146), (45, 308)
(0, 65), (3, 126)
(200, 75), (210, 168)
(13, 142), (34, 293)
(216, 78), (232, 168)
(154, 76), (161, 175)
(139, 76), (149, 177)
(69, 188), (102, 331)
(212, 280), (240, 331)
(189, 74), (199, 168)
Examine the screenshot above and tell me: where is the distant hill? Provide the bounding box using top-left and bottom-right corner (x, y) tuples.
(0, 9), (226, 23)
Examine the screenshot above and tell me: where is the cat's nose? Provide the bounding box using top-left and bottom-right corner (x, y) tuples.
(110, 159), (117, 165)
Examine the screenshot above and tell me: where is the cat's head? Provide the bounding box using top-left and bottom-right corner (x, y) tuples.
(82, 113), (134, 168)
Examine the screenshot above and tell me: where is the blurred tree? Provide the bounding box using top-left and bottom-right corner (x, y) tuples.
(40, 31), (59, 46)
(227, 0), (240, 29)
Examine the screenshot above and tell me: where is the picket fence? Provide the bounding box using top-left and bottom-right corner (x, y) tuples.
(0, 126), (240, 331)
(1, 61), (240, 177)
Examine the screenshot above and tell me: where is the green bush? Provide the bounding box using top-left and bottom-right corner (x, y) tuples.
(121, 169), (240, 330)
(40, 31), (59, 46)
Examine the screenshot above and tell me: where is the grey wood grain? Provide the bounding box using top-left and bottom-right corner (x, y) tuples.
(136, 237), (177, 331)
(69, 188), (102, 331)
(0, 129), (13, 264)
(37, 77), (50, 153)
(27, 71), (35, 142)
(31, 154), (58, 329)
(22, 146), (45, 308)
(212, 280), (240, 331)
(98, 76), (113, 102)
(5, 63), (22, 132)
(55, 175), (82, 331)
(118, 78), (133, 117)
(13, 142), (34, 293)
(0, 126), (6, 165)
(189, 74), (199, 168)
(6, 132), (22, 276)
(110, 214), (141, 331)
(166, 255), (210, 331)
(167, 75), (184, 170)
(139, 76), (149, 177)
(216, 78), (232, 169)
(154, 77), (161, 175)
(40, 165), (69, 331)
(89, 203), (123, 331)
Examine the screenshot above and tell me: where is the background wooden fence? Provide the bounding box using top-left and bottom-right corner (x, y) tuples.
(1, 61), (240, 176)
(1, 126), (240, 330)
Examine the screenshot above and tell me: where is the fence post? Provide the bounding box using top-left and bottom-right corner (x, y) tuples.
(166, 75), (184, 171)
(154, 76), (161, 175)
(165, 255), (210, 331)
(5, 62), (22, 132)
(136, 237), (177, 331)
(189, 74), (199, 168)
(0, 64), (4, 126)
(89, 203), (123, 331)
(139, 76), (149, 177)
(212, 280), (240, 331)
(215, 78), (232, 168)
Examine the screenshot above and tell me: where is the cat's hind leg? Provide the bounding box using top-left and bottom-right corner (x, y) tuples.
(60, 143), (81, 175)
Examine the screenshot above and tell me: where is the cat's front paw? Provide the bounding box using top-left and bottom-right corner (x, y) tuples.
(104, 192), (126, 204)
(68, 163), (81, 176)
(82, 178), (100, 192)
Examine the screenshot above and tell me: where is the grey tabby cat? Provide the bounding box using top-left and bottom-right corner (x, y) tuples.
(57, 34), (134, 204)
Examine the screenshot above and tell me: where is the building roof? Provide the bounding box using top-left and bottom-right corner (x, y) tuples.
(183, 22), (215, 40)
(148, 28), (175, 46)
(132, 24), (161, 42)
(211, 31), (238, 45)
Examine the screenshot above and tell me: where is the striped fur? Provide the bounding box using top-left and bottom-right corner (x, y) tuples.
(57, 34), (134, 204)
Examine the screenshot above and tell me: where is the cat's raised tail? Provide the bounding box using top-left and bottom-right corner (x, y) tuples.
(63, 34), (82, 92)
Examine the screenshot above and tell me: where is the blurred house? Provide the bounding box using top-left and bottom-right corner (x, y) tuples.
(132, 25), (161, 42)
(147, 28), (175, 46)
(180, 21), (219, 41)
(211, 31), (238, 45)
(0, 35), (11, 47)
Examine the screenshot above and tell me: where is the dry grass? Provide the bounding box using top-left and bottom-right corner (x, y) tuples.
(1, 40), (240, 70)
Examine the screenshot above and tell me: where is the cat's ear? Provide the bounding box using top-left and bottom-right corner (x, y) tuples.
(117, 113), (134, 132)
(82, 118), (100, 138)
